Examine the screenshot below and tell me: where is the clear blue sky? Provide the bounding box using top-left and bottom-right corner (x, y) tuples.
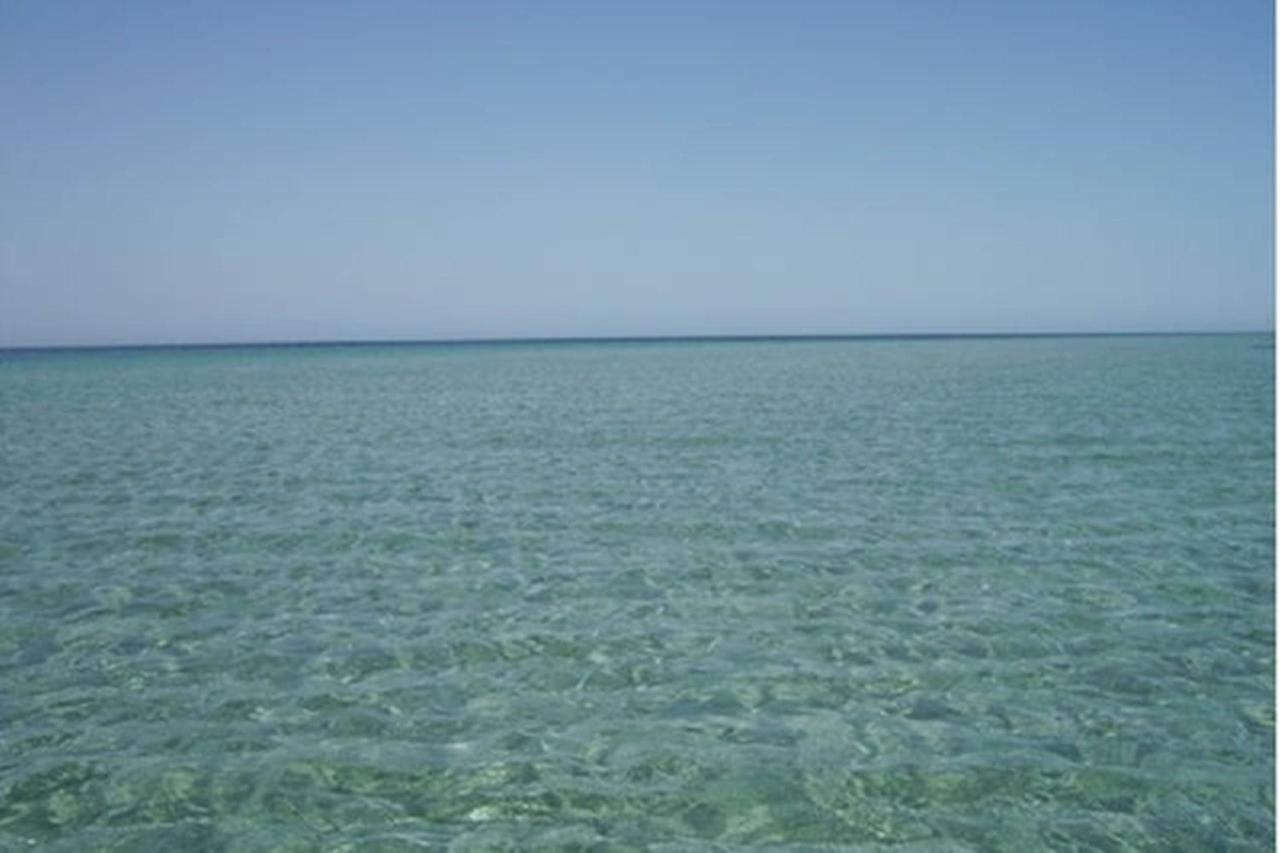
(1, 1), (1273, 345)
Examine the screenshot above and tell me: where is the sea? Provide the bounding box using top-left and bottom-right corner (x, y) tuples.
(0, 333), (1273, 851)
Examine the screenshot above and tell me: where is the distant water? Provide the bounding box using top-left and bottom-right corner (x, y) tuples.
(0, 334), (1272, 850)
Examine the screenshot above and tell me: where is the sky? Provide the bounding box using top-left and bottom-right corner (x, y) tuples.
(1, 0), (1273, 346)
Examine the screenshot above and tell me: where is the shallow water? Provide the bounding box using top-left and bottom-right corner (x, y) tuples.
(0, 335), (1273, 850)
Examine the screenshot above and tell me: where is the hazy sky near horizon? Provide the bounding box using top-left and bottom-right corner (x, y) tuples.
(1, 1), (1273, 346)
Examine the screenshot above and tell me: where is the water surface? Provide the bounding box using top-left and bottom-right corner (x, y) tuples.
(0, 335), (1273, 849)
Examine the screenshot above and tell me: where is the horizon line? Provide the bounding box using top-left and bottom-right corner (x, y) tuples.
(0, 328), (1273, 354)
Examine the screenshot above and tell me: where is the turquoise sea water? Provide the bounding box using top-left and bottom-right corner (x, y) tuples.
(0, 334), (1273, 851)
